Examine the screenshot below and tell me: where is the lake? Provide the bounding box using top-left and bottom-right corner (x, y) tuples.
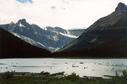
(0, 58), (127, 78)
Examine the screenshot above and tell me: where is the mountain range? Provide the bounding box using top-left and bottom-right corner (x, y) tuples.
(1, 2), (127, 58)
(0, 19), (84, 52)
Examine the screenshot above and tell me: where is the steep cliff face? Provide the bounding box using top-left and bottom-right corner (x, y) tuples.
(0, 28), (51, 58)
(57, 2), (127, 58)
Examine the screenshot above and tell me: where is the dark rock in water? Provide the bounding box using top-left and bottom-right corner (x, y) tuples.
(0, 28), (51, 58)
(56, 2), (127, 58)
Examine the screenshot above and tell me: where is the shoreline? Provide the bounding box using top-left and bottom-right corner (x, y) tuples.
(0, 71), (127, 84)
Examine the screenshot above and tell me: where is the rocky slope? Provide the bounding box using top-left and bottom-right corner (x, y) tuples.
(68, 29), (85, 37)
(56, 2), (127, 58)
(0, 28), (51, 58)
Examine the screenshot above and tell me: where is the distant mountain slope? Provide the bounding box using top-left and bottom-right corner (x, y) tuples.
(0, 28), (51, 58)
(0, 19), (79, 52)
(46, 26), (85, 37)
(57, 2), (127, 58)
(68, 29), (85, 37)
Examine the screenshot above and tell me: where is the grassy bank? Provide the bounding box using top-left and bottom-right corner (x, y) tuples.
(0, 71), (127, 84)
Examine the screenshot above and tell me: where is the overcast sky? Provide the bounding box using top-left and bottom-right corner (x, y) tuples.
(0, 0), (127, 29)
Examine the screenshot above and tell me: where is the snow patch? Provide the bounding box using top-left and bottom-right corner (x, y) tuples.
(19, 23), (26, 27)
(59, 32), (78, 38)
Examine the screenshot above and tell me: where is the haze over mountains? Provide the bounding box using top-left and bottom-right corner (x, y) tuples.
(57, 2), (127, 58)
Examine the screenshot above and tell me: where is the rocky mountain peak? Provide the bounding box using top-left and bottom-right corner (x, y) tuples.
(115, 2), (127, 12)
(17, 19), (30, 27)
(18, 19), (27, 23)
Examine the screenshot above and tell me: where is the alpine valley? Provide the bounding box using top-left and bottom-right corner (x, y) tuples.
(1, 2), (127, 58)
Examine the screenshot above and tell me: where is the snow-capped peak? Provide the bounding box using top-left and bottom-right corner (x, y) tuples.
(16, 19), (31, 29)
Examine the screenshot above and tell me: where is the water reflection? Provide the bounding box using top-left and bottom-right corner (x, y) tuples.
(0, 58), (127, 77)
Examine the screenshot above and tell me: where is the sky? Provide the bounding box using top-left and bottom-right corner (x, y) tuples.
(0, 0), (127, 29)
(16, 0), (32, 3)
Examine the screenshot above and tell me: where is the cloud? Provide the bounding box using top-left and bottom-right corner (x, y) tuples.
(50, 6), (56, 10)
(0, 0), (126, 29)
(16, 0), (32, 3)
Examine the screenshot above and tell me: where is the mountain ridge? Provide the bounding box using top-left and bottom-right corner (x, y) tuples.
(56, 2), (127, 58)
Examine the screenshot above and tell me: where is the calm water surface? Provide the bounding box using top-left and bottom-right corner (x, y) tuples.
(0, 58), (127, 77)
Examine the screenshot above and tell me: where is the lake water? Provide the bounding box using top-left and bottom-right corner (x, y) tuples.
(0, 58), (127, 78)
